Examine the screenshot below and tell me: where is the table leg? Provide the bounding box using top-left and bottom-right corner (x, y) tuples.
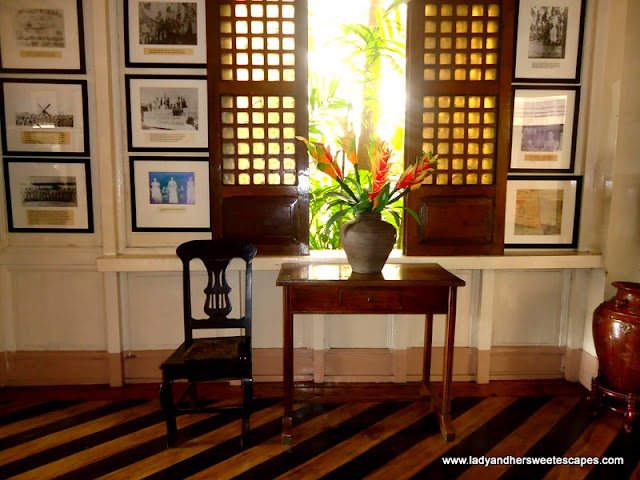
(282, 286), (294, 445)
(423, 313), (434, 386)
(439, 286), (458, 441)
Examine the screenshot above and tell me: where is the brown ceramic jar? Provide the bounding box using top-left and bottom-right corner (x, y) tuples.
(592, 282), (640, 393)
(340, 212), (397, 274)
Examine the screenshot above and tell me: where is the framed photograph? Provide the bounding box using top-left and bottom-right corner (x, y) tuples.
(0, 79), (89, 156)
(505, 176), (582, 248)
(125, 0), (206, 67)
(3, 158), (93, 232)
(510, 86), (579, 172)
(514, 0), (586, 82)
(130, 156), (210, 231)
(126, 75), (207, 151)
(0, 0), (85, 73)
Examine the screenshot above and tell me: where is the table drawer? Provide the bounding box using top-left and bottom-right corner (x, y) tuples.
(339, 288), (401, 309)
(288, 285), (450, 313)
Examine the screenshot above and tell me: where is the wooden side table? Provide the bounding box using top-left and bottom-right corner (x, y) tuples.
(276, 262), (465, 444)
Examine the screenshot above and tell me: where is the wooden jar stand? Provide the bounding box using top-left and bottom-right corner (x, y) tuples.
(588, 375), (640, 433)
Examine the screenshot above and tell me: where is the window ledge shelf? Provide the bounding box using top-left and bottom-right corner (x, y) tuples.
(95, 249), (602, 272)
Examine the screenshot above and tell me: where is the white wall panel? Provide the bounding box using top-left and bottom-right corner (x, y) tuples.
(126, 273), (183, 349)
(327, 314), (390, 348)
(126, 270), (245, 349)
(492, 270), (565, 346)
(407, 270), (473, 348)
(252, 271), (284, 348)
(12, 271), (105, 350)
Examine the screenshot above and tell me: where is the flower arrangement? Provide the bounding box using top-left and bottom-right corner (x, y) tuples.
(297, 125), (438, 233)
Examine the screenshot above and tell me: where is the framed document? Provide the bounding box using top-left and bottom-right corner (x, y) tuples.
(126, 75), (208, 151)
(130, 156), (210, 231)
(0, 79), (89, 156)
(514, 0), (586, 82)
(3, 158), (93, 232)
(125, 0), (206, 67)
(510, 86), (579, 172)
(505, 175), (581, 248)
(0, 0), (85, 73)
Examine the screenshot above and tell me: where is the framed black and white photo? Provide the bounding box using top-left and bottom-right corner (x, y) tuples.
(510, 86), (579, 172)
(505, 176), (581, 248)
(126, 75), (207, 151)
(3, 158), (93, 232)
(125, 0), (206, 67)
(0, 0), (85, 73)
(514, 0), (586, 82)
(130, 156), (209, 231)
(0, 79), (89, 156)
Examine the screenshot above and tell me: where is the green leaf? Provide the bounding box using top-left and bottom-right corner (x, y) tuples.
(399, 205), (421, 225)
(389, 209), (402, 229)
(324, 191), (354, 203)
(373, 184), (391, 213)
(325, 209), (351, 234)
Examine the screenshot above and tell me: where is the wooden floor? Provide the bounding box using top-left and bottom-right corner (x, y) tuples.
(0, 380), (638, 479)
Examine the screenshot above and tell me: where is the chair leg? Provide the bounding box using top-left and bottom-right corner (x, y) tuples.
(241, 377), (253, 448)
(188, 382), (198, 409)
(160, 379), (178, 447)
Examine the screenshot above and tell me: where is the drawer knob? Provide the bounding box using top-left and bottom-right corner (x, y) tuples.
(367, 296), (373, 303)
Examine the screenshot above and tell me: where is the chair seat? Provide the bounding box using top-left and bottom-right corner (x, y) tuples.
(161, 337), (251, 380)
(184, 337), (248, 361)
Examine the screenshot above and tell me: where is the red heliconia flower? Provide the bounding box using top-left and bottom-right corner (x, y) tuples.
(369, 139), (393, 203)
(336, 121), (358, 166)
(295, 136), (344, 181)
(317, 144), (343, 180)
(396, 151), (438, 190)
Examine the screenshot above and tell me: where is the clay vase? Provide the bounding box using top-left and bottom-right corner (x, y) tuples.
(340, 212), (397, 274)
(592, 281), (640, 393)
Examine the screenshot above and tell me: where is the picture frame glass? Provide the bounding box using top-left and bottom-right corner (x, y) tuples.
(514, 0), (584, 81)
(0, 0), (84, 72)
(127, 76), (208, 150)
(510, 88), (577, 171)
(4, 159), (92, 231)
(1, 80), (88, 155)
(126, 0), (206, 66)
(131, 157), (210, 230)
(505, 178), (579, 246)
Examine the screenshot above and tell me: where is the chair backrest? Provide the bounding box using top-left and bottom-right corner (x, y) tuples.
(176, 239), (257, 341)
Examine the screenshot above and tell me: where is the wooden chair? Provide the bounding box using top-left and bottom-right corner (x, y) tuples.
(160, 239), (257, 448)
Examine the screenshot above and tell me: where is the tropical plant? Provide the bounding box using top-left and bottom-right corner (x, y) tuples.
(298, 123), (438, 235)
(306, 0), (410, 248)
(308, 73), (351, 138)
(337, 0), (408, 169)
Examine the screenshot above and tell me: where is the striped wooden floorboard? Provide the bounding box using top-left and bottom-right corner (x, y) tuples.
(0, 382), (638, 479)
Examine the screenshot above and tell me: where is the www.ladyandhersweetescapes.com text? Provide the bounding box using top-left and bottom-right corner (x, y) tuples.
(442, 455), (624, 467)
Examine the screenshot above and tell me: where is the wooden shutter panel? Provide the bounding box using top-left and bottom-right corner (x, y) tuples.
(207, 0), (309, 255)
(404, 0), (514, 255)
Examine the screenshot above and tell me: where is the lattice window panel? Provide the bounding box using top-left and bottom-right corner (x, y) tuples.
(404, 0), (512, 255)
(422, 94), (497, 186)
(423, 2), (500, 82)
(218, 0), (296, 82)
(220, 94), (297, 186)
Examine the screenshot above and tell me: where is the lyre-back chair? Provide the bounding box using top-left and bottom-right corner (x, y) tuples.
(160, 239), (257, 448)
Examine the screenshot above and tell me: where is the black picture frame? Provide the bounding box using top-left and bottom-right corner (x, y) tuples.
(504, 175), (582, 248)
(509, 85), (580, 173)
(513, 0), (586, 83)
(0, 78), (90, 156)
(3, 157), (93, 233)
(125, 74), (208, 152)
(130, 156), (210, 232)
(124, 0), (206, 68)
(0, 0), (86, 74)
